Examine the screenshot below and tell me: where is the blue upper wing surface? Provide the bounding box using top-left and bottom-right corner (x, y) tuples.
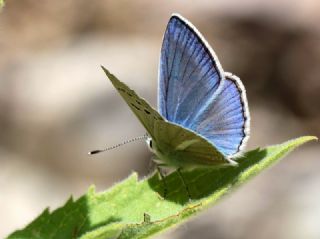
(158, 14), (250, 157)
(158, 15), (224, 126)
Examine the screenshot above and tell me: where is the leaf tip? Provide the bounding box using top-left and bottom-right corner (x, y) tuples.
(311, 136), (318, 141)
(295, 135), (318, 145)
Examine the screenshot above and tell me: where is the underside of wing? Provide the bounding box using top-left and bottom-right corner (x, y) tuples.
(191, 73), (250, 157)
(101, 66), (164, 140)
(153, 119), (231, 168)
(158, 14), (225, 127)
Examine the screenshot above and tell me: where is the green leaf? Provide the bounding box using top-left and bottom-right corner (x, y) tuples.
(7, 136), (317, 239)
(0, 0), (4, 8)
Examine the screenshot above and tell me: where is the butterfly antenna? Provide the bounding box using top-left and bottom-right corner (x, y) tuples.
(88, 134), (149, 155)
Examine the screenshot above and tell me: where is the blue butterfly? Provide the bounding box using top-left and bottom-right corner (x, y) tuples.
(95, 14), (250, 173)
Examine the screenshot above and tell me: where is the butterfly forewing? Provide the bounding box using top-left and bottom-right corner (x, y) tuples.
(159, 14), (224, 126)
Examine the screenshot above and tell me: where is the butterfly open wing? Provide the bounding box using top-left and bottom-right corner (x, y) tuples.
(102, 67), (229, 167)
(159, 14), (250, 158)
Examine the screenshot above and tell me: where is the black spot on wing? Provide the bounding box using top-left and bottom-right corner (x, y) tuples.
(130, 103), (141, 111)
(144, 109), (151, 114)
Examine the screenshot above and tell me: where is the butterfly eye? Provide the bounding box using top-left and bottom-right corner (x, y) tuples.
(146, 138), (154, 152)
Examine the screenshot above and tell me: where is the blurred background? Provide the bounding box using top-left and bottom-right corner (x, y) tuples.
(0, 1), (319, 238)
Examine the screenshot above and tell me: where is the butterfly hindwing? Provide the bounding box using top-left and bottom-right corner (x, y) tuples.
(191, 73), (250, 157)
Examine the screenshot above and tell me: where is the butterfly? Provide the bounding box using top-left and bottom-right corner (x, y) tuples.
(96, 13), (250, 173)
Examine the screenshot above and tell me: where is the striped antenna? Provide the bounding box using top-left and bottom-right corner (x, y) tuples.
(88, 134), (148, 155)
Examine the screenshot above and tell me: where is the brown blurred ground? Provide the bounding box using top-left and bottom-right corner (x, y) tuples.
(0, 1), (319, 238)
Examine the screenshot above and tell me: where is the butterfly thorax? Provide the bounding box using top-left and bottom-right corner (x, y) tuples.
(147, 137), (181, 168)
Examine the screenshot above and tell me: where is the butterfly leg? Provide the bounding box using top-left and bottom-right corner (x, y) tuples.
(156, 165), (168, 199)
(177, 168), (192, 202)
(143, 213), (151, 223)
